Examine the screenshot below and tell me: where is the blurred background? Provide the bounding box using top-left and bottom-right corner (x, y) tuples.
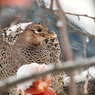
(0, 0), (95, 62)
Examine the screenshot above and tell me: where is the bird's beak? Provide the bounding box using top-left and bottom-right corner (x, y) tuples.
(48, 31), (57, 38)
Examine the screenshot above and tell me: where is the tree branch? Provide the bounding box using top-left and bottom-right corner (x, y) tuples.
(83, 36), (87, 59)
(84, 75), (89, 94)
(55, 0), (73, 61)
(65, 12), (95, 22)
(36, 0), (95, 39)
(1, 56), (95, 93)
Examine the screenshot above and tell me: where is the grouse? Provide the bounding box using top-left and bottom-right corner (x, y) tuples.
(0, 22), (64, 94)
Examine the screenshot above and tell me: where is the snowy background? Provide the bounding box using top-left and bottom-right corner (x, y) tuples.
(1, 0), (95, 62)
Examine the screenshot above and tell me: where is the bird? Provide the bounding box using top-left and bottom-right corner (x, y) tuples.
(0, 22), (64, 94)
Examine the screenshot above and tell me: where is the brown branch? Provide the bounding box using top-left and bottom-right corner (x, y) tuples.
(12, 8), (27, 25)
(37, 0), (74, 61)
(36, 12), (56, 26)
(0, 38), (28, 65)
(55, 0), (75, 95)
(83, 36), (87, 59)
(36, 0), (48, 10)
(54, 10), (95, 21)
(12, 0), (33, 25)
(36, 0), (58, 20)
(65, 12), (95, 22)
(87, 69), (95, 81)
(66, 22), (95, 38)
(55, 0), (73, 61)
(50, 0), (53, 9)
(83, 35), (88, 94)
(55, 10), (71, 24)
(1, 56), (95, 93)
(84, 75), (89, 95)
(36, 0), (95, 39)
(69, 71), (77, 95)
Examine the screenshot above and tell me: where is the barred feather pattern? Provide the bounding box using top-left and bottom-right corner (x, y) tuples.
(0, 22), (64, 94)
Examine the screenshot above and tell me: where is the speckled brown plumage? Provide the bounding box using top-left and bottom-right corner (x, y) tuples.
(1, 22), (64, 94)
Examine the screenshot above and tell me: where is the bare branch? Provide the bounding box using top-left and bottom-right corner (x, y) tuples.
(12, 8), (27, 25)
(83, 36), (87, 59)
(84, 75), (89, 95)
(55, 0), (73, 61)
(65, 12), (95, 22)
(37, 1), (95, 39)
(54, 10), (71, 24)
(69, 71), (77, 95)
(12, 0), (33, 25)
(66, 22), (95, 38)
(36, 1), (95, 94)
(50, 0), (53, 9)
(55, 1), (75, 94)
(54, 10), (95, 21)
(1, 55), (95, 93)
(87, 69), (95, 80)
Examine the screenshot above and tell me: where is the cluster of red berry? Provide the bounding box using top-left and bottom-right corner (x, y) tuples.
(18, 64), (55, 95)
(24, 77), (55, 95)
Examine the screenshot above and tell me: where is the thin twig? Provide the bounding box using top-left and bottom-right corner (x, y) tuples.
(55, 10), (71, 24)
(87, 69), (95, 81)
(84, 75), (89, 95)
(0, 38), (28, 65)
(36, 0), (58, 20)
(12, 0), (33, 25)
(12, 8), (27, 25)
(83, 36), (87, 59)
(66, 22), (95, 38)
(1, 56), (95, 93)
(83, 35), (88, 94)
(55, 0), (73, 61)
(65, 12), (95, 22)
(54, 10), (95, 21)
(55, 1), (75, 94)
(69, 70), (77, 95)
(50, 0), (53, 9)
(36, 0), (95, 39)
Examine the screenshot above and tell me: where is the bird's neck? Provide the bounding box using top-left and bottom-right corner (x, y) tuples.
(15, 42), (49, 64)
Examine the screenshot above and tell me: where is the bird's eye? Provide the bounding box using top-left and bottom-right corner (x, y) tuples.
(37, 28), (42, 32)
(32, 29), (42, 34)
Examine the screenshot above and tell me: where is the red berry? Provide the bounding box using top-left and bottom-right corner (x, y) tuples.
(33, 89), (55, 95)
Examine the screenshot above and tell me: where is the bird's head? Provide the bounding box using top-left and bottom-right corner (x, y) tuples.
(16, 22), (57, 45)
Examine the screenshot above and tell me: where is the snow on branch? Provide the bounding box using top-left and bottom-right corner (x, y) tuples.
(0, 57), (95, 94)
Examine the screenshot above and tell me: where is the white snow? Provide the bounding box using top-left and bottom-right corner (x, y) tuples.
(86, 37), (89, 42)
(56, 21), (63, 27)
(17, 63), (48, 92)
(6, 22), (32, 36)
(44, 0), (95, 35)
(65, 66), (95, 84)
